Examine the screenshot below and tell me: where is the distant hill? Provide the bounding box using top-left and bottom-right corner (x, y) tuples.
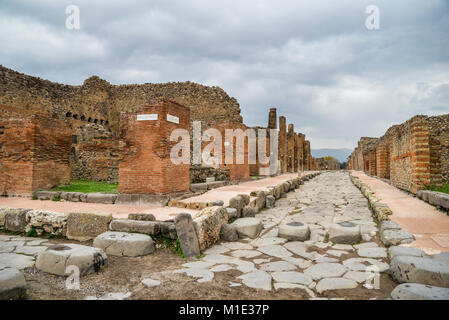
(311, 148), (352, 163)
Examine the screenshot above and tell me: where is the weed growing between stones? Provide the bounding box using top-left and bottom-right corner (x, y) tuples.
(26, 227), (38, 237)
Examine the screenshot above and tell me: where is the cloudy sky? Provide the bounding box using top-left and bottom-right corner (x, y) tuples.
(1, 0), (448, 149)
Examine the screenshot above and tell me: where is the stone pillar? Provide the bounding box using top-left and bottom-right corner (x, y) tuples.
(287, 124), (295, 173)
(268, 108), (277, 129)
(304, 140), (311, 171)
(410, 117), (431, 193)
(279, 116), (287, 173)
(118, 100), (190, 195)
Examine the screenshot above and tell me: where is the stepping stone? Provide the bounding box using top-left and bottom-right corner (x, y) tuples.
(328, 222), (361, 244)
(304, 263), (347, 280)
(381, 229), (415, 246)
(36, 244), (107, 276)
(93, 231), (155, 257)
(175, 213), (201, 257)
(343, 258), (389, 272)
(251, 237), (287, 247)
(278, 222), (310, 241)
(389, 256), (449, 287)
(173, 268), (214, 283)
(259, 261), (297, 272)
(237, 270), (272, 291)
(389, 246), (425, 259)
(357, 247), (387, 259)
(230, 249), (262, 259)
(258, 245), (292, 258)
(0, 264), (26, 300)
(0, 253), (35, 270)
(210, 264), (233, 272)
(316, 278), (358, 294)
(391, 283), (449, 300)
(271, 271), (313, 286)
(231, 218), (263, 239)
(141, 278), (161, 288)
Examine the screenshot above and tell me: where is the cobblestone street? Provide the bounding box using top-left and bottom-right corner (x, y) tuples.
(1, 172), (397, 300)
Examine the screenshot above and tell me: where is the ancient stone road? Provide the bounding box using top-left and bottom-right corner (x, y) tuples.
(171, 172), (392, 298)
(0, 172), (396, 299)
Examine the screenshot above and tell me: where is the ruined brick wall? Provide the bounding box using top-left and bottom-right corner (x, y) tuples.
(118, 100), (190, 195)
(71, 124), (119, 182)
(248, 126), (271, 176)
(428, 114), (449, 183)
(287, 124), (295, 172)
(0, 108), (71, 196)
(0, 65), (242, 135)
(217, 122), (250, 181)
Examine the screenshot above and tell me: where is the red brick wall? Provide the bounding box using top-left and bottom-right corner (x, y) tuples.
(0, 112), (71, 196)
(118, 100), (190, 195)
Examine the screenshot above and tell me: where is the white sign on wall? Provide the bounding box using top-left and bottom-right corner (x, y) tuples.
(167, 114), (179, 124)
(137, 114), (158, 121)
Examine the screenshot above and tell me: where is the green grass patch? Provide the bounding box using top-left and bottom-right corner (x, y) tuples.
(49, 180), (118, 194)
(426, 183), (449, 195)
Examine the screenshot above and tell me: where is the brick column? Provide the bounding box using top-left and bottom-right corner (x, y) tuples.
(287, 124), (295, 173)
(297, 133), (305, 172)
(376, 142), (389, 178)
(410, 117), (431, 193)
(429, 137), (443, 188)
(118, 100), (190, 195)
(268, 108), (277, 129)
(279, 116), (287, 173)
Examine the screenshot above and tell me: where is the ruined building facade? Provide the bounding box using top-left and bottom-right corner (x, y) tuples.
(348, 114), (449, 194)
(0, 66), (316, 196)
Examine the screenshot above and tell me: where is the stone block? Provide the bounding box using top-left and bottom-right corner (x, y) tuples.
(389, 256), (449, 287)
(381, 229), (415, 246)
(241, 205), (256, 218)
(109, 219), (160, 235)
(160, 222), (177, 239)
(0, 264), (26, 300)
(231, 217), (263, 239)
(34, 191), (61, 201)
(86, 193), (117, 204)
(379, 220), (401, 234)
(36, 244), (108, 276)
(127, 213), (156, 221)
(278, 222), (310, 241)
(225, 207), (238, 220)
(174, 213), (201, 257)
(66, 212), (112, 241)
(193, 206), (228, 251)
(220, 224), (239, 242)
(228, 195), (245, 217)
(388, 246), (425, 259)
(93, 231), (155, 257)
(4, 208), (31, 232)
(25, 210), (68, 236)
(391, 283), (449, 300)
(328, 222), (361, 244)
(265, 195), (275, 208)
